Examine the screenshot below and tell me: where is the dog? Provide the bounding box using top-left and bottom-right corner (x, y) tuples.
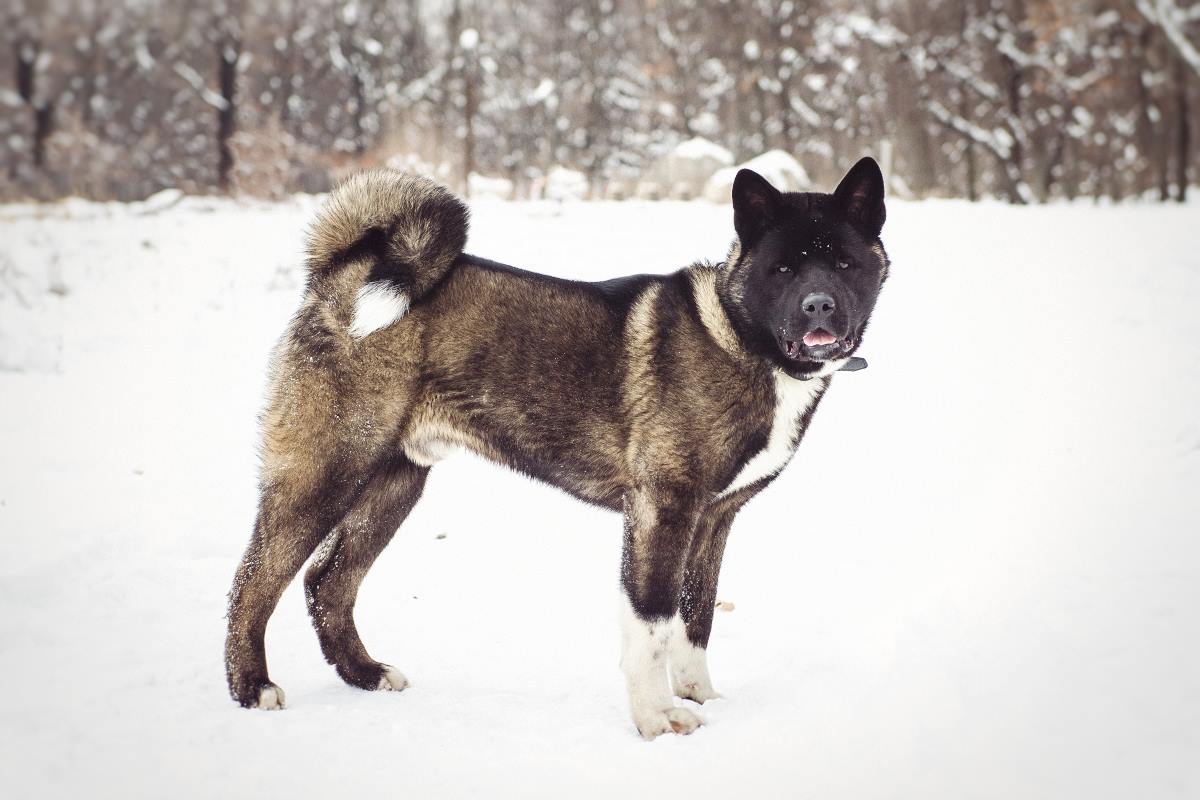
(225, 158), (889, 738)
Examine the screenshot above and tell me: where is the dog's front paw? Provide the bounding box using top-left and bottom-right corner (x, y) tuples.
(632, 706), (704, 740)
(673, 679), (722, 704)
(669, 648), (721, 704)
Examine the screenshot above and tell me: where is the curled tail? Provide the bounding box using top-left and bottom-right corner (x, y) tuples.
(306, 170), (469, 338)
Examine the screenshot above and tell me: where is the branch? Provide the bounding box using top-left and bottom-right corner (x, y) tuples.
(1138, 0), (1200, 78)
(172, 62), (230, 111)
(927, 100), (1013, 160)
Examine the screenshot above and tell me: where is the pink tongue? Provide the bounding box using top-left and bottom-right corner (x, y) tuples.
(803, 330), (837, 347)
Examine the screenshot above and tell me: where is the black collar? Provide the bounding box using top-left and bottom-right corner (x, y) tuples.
(793, 355), (867, 381)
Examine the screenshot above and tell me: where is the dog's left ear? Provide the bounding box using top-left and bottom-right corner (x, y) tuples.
(732, 168), (784, 247)
(833, 157), (886, 239)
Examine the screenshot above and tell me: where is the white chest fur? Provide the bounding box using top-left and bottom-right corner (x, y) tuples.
(718, 370), (825, 497)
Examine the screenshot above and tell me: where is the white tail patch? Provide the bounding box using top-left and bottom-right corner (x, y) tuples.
(718, 370), (825, 497)
(349, 282), (409, 338)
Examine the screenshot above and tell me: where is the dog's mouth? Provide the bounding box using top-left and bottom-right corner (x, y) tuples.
(802, 330), (837, 348)
(781, 329), (854, 362)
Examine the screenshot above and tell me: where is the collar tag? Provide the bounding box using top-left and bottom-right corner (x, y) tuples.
(837, 357), (868, 372)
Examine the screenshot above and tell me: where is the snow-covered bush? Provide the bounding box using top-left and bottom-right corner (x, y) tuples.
(538, 167), (590, 201)
(639, 137), (734, 200)
(703, 150), (812, 203)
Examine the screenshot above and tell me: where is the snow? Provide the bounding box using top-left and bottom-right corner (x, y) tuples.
(539, 166), (589, 201)
(467, 172), (515, 200)
(670, 137), (734, 166)
(1, 196), (1199, 798)
(704, 149), (812, 202)
(529, 78), (556, 104)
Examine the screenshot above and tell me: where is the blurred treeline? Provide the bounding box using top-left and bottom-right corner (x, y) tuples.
(2, 0), (1197, 203)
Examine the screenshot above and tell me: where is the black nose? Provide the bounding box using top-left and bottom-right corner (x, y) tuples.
(801, 292), (836, 323)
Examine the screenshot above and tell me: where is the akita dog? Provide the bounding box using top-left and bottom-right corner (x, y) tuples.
(225, 158), (889, 738)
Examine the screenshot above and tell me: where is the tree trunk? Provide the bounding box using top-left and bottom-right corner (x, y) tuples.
(1175, 57), (1190, 203)
(1039, 133), (1064, 202)
(998, 0), (1028, 204)
(16, 37), (53, 170)
(462, 65), (475, 198)
(217, 41), (238, 193)
(445, 0), (464, 190)
(960, 97), (978, 201)
(959, 1), (977, 201)
(352, 70), (367, 155)
(33, 103), (53, 168)
(1061, 138), (1077, 201)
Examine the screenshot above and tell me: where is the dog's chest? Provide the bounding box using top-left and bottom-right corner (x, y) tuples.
(718, 372), (825, 497)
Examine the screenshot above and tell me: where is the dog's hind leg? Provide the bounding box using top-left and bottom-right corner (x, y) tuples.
(619, 484), (706, 739)
(670, 507), (736, 704)
(304, 455), (428, 692)
(225, 462), (364, 709)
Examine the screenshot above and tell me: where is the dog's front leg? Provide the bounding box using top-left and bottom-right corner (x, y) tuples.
(619, 486), (704, 739)
(671, 506), (737, 703)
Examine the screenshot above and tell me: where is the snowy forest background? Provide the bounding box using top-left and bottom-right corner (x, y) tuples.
(2, 0), (1198, 204)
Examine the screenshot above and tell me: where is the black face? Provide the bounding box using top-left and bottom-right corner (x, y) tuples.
(728, 158), (889, 379)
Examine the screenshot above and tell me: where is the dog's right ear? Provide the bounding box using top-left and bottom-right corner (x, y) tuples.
(833, 157), (886, 239)
(732, 169), (783, 247)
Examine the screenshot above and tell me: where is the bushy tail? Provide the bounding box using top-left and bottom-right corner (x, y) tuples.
(306, 170), (469, 338)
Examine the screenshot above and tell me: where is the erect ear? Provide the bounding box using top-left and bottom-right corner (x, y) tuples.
(833, 156), (886, 239)
(732, 168), (784, 246)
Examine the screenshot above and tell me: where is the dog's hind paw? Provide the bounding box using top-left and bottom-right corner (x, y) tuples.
(377, 665), (409, 692)
(633, 706), (704, 740)
(253, 683), (286, 710)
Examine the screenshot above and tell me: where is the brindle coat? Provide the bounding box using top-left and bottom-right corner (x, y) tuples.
(225, 160), (889, 738)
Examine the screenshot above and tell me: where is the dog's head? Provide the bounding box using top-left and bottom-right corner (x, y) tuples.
(719, 157), (889, 379)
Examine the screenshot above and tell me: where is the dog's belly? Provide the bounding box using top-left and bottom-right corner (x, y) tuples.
(718, 370), (824, 497)
(400, 413), (484, 468)
(403, 432), (458, 467)
(401, 414), (625, 510)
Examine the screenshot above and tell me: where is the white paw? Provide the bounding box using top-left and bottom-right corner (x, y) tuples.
(632, 706), (704, 740)
(666, 619), (721, 703)
(673, 679), (723, 704)
(254, 683), (285, 710)
(377, 665), (409, 692)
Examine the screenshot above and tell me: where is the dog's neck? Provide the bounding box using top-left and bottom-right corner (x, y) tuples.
(689, 266), (745, 360)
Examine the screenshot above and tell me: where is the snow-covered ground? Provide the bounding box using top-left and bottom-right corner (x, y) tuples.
(1, 194), (1197, 798)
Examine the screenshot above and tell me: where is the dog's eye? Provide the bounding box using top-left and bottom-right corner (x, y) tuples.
(836, 260), (850, 270)
(776, 265), (792, 274)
